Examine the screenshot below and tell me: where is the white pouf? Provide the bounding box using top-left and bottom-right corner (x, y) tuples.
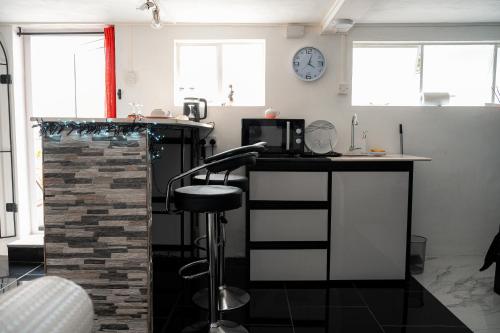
(0, 276), (94, 333)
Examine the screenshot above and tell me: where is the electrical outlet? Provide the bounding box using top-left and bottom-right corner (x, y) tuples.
(338, 83), (350, 95)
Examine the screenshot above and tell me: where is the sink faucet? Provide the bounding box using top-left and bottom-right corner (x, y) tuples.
(349, 113), (360, 151)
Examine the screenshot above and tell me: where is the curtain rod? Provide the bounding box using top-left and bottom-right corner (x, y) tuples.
(17, 27), (103, 37)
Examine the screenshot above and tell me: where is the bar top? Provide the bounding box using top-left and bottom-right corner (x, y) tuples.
(30, 117), (214, 129)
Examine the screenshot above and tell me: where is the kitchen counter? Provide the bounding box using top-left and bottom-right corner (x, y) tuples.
(257, 154), (430, 162)
(247, 153), (431, 282)
(30, 117), (214, 129)
(330, 154), (431, 162)
(252, 154), (431, 171)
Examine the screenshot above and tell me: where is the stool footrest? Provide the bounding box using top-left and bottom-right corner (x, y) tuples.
(178, 259), (209, 280)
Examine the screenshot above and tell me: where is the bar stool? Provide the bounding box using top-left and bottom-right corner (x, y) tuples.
(189, 144), (265, 312)
(165, 143), (266, 333)
(191, 173), (250, 312)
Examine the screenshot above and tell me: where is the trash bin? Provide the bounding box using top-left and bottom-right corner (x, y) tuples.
(410, 235), (427, 274)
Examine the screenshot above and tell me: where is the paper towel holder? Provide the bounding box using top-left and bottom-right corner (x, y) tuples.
(421, 92), (451, 106)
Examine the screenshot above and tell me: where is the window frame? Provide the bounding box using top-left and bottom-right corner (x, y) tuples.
(174, 39), (266, 107)
(493, 45), (499, 103)
(352, 41), (500, 107)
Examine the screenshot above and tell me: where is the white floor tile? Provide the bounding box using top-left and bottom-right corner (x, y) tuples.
(414, 255), (500, 332)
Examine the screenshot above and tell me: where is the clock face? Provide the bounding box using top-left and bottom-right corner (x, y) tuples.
(292, 47), (326, 82)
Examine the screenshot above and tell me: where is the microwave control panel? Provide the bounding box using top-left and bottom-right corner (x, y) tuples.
(290, 120), (305, 153)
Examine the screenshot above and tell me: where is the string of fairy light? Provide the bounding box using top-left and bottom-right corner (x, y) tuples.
(34, 120), (167, 160)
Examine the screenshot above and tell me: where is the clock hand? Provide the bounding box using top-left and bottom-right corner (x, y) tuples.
(307, 55), (312, 65)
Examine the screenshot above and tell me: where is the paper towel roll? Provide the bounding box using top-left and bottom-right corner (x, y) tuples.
(422, 92), (451, 106)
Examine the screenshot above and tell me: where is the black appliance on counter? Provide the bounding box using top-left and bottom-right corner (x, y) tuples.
(242, 118), (305, 156)
(183, 97), (207, 122)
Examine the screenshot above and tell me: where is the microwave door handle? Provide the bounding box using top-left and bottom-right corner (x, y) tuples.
(286, 121), (290, 151)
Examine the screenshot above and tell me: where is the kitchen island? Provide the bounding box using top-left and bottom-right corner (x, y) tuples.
(34, 117), (212, 333)
(247, 154), (431, 282)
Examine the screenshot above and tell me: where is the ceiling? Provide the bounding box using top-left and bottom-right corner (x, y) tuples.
(0, 0), (499, 25)
(339, 0), (500, 24)
(0, 0), (332, 24)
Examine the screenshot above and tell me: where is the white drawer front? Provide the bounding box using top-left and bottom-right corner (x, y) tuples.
(249, 172), (328, 201)
(250, 210), (328, 241)
(250, 250), (327, 281)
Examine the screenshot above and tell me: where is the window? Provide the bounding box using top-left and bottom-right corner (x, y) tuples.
(27, 35), (105, 117)
(353, 43), (500, 106)
(175, 40), (265, 106)
(423, 45), (494, 106)
(352, 46), (421, 106)
(25, 34), (105, 233)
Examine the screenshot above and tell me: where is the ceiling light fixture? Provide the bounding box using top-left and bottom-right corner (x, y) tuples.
(136, 1), (155, 11)
(137, 0), (162, 30)
(151, 8), (162, 29)
(331, 18), (354, 33)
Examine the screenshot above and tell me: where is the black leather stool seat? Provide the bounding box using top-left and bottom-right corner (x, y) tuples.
(174, 185), (242, 212)
(192, 174), (249, 192)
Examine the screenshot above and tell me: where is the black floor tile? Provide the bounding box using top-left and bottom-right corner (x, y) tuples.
(153, 291), (182, 317)
(153, 316), (170, 333)
(247, 326), (293, 333)
(329, 287), (367, 307)
(354, 278), (425, 292)
(292, 307), (384, 333)
(286, 287), (328, 308)
(156, 306), (208, 333)
(158, 307), (293, 333)
(154, 287), (292, 332)
(286, 285), (366, 309)
(357, 288), (467, 327)
(294, 328), (327, 333)
(286, 285), (368, 322)
(247, 287), (290, 320)
(221, 287), (291, 326)
(383, 326), (473, 333)
(153, 257), (470, 333)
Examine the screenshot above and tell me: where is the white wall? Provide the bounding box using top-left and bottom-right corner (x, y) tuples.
(115, 23), (500, 257)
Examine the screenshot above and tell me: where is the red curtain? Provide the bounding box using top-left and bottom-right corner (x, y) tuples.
(104, 26), (116, 118)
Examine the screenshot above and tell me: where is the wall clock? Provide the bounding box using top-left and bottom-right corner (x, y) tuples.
(292, 47), (326, 82)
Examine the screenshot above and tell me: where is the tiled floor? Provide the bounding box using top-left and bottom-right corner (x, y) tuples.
(153, 256), (472, 333)
(414, 256), (500, 333)
(0, 254), (480, 333)
(0, 256), (44, 294)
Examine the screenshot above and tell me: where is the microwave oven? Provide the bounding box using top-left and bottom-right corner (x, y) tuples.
(241, 119), (305, 155)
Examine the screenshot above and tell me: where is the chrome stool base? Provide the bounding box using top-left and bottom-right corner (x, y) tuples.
(182, 320), (248, 333)
(192, 286), (250, 311)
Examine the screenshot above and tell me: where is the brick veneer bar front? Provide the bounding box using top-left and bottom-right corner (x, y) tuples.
(43, 131), (152, 333)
